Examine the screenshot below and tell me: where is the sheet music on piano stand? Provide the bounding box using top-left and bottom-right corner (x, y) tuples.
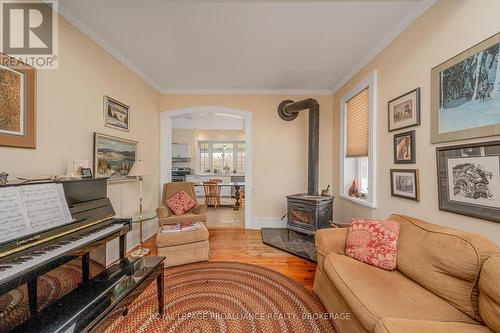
(0, 183), (73, 244)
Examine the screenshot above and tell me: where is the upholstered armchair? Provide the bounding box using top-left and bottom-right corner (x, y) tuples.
(157, 182), (207, 225)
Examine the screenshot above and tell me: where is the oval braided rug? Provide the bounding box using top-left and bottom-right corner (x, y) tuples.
(104, 261), (335, 333)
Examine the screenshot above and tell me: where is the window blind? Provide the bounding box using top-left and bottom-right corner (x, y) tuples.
(345, 88), (369, 157)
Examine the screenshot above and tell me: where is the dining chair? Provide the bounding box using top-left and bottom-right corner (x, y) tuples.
(208, 179), (223, 206)
(203, 181), (220, 210)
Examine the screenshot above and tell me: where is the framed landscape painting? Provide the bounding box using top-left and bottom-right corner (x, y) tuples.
(390, 169), (419, 201)
(104, 96), (130, 132)
(436, 141), (500, 223)
(94, 133), (137, 181)
(0, 53), (36, 148)
(388, 88), (420, 132)
(431, 33), (500, 143)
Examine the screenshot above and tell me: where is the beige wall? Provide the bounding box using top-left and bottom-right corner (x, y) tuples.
(0, 17), (161, 217)
(333, 0), (500, 244)
(161, 95), (334, 218)
(172, 129), (245, 171)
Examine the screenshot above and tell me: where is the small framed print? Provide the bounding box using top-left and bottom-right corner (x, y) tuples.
(81, 168), (93, 178)
(393, 130), (416, 164)
(388, 88), (420, 132)
(436, 141), (500, 223)
(104, 96), (130, 132)
(390, 169), (419, 201)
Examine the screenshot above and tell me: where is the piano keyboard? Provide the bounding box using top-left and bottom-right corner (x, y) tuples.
(0, 223), (124, 284)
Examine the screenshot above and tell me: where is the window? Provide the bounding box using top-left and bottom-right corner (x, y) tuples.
(339, 71), (377, 208)
(198, 141), (245, 174)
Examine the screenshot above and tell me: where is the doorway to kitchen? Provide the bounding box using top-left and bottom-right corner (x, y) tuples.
(160, 107), (252, 229)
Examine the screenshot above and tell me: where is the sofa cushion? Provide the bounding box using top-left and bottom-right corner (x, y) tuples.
(479, 253), (500, 332)
(166, 191), (196, 216)
(345, 218), (400, 270)
(374, 318), (493, 333)
(156, 222), (209, 247)
(323, 253), (477, 332)
(389, 214), (499, 321)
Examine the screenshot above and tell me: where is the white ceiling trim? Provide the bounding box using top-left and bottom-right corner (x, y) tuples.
(54, 0), (435, 96)
(162, 88), (333, 96)
(331, 0), (437, 94)
(54, 4), (164, 92)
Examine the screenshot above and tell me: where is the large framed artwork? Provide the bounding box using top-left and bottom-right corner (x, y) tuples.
(390, 169), (419, 202)
(431, 33), (500, 143)
(94, 133), (137, 181)
(436, 141), (500, 223)
(104, 96), (130, 132)
(0, 53), (36, 148)
(388, 88), (420, 132)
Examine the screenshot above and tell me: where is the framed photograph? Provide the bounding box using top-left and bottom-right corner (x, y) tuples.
(393, 130), (416, 164)
(431, 33), (500, 143)
(388, 88), (420, 132)
(94, 133), (137, 181)
(390, 169), (419, 201)
(81, 168), (93, 178)
(0, 53), (36, 148)
(436, 141), (500, 223)
(104, 96), (130, 132)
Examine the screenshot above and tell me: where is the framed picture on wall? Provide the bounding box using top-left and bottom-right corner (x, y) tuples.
(104, 96), (130, 132)
(393, 130), (416, 164)
(94, 133), (137, 181)
(436, 140), (500, 223)
(390, 169), (419, 201)
(431, 33), (500, 143)
(388, 88), (420, 132)
(0, 53), (36, 148)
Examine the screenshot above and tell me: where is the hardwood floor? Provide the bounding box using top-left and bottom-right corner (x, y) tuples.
(141, 228), (317, 289)
(205, 207), (245, 229)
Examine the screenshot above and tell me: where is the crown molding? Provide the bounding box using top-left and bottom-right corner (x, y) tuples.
(161, 88), (333, 96)
(53, 3), (164, 92)
(53, 0), (435, 97)
(331, 0), (437, 94)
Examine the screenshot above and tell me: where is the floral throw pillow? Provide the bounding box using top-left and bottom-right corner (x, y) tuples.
(166, 191), (196, 216)
(345, 218), (400, 270)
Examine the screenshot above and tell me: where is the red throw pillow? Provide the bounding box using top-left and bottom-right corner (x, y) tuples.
(345, 218), (400, 270)
(166, 191), (196, 216)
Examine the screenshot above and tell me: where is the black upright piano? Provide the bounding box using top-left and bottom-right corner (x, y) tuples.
(0, 178), (132, 331)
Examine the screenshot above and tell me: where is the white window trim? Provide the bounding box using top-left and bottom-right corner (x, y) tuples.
(196, 139), (245, 175)
(339, 70), (377, 208)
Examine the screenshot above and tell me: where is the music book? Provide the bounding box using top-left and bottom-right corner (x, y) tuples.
(0, 183), (73, 244)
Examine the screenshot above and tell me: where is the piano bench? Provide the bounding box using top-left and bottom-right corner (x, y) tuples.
(156, 223), (209, 267)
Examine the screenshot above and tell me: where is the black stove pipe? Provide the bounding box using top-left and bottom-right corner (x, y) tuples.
(277, 98), (319, 196)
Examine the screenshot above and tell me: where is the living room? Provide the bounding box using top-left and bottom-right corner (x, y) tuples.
(0, 0), (499, 332)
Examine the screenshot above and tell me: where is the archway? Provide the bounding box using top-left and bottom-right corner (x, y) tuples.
(160, 106), (253, 229)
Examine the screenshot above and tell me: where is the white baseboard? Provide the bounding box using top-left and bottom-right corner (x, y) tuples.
(251, 217), (287, 229)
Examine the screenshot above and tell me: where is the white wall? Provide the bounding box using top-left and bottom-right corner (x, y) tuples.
(333, 0), (500, 244)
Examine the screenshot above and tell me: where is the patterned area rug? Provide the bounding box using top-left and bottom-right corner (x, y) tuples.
(105, 261), (335, 333)
(0, 258), (102, 332)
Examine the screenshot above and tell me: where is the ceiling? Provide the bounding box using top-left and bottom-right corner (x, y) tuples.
(172, 112), (245, 130)
(57, 0), (434, 94)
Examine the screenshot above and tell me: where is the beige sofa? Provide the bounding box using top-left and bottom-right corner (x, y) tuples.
(313, 214), (500, 333)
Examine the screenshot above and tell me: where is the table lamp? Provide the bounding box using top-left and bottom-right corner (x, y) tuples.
(128, 160), (151, 257)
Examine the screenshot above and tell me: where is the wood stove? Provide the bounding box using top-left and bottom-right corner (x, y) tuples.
(278, 98), (334, 235)
(287, 194), (333, 236)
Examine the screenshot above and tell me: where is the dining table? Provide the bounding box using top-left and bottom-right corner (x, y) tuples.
(193, 182), (245, 210)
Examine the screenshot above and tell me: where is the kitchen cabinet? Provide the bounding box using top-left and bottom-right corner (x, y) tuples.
(172, 143), (190, 160)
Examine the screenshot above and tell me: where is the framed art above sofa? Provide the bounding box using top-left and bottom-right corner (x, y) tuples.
(431, 33), (500, 143)
(436, 140), (500, 223)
